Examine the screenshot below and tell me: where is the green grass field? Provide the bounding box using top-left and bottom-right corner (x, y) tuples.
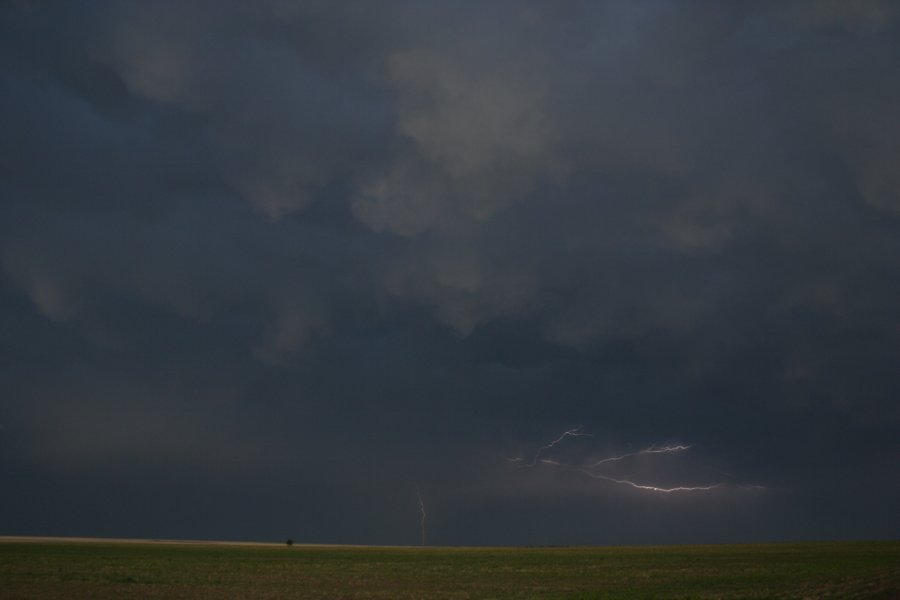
(1, 538), (897, 599)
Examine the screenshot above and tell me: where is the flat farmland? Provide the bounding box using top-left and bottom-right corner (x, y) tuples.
(1, 538), (897, 599)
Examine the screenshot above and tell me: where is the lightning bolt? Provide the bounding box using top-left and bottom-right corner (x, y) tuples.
(588, 444), (692, 467)
(416, 486), (426, 546)
(577, 467), (720, 493)
(643, 444), (692, 454)
(507, 428), (754, 494)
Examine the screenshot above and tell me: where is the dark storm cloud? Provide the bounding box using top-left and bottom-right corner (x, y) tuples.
(2, 0), (899, 545)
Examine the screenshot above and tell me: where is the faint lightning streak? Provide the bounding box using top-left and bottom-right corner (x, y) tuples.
(501, 455), (524, 463)
(525, 427), (591, 467)
(643, 444), (692, 454)
(578, 468), (719, 493)
(589, 451), (637, 466)
(416, 487), (426, 546)
(589, 444), (692, 467)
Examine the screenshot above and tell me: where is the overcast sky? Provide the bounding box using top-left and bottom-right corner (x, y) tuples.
(2, 0), (899, 546)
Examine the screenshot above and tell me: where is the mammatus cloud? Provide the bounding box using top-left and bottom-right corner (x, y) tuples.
(5, 1), (899, 350)
(253, 299), (329, 366)
(92, 1), (391, 221)
(3, 244), (84, 322)
(354, 43), (557, 237)
(1, 211), (334, 362)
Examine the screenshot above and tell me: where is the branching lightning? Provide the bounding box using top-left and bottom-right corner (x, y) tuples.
(577, 467), (720, 493)
(416, 486), (426, 546)
(588, 444), (692, 467)
(524, 426), (591, 467)
(507, 428), (755, 494)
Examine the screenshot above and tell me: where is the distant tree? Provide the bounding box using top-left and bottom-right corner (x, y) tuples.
(286, 539), (294, 546)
